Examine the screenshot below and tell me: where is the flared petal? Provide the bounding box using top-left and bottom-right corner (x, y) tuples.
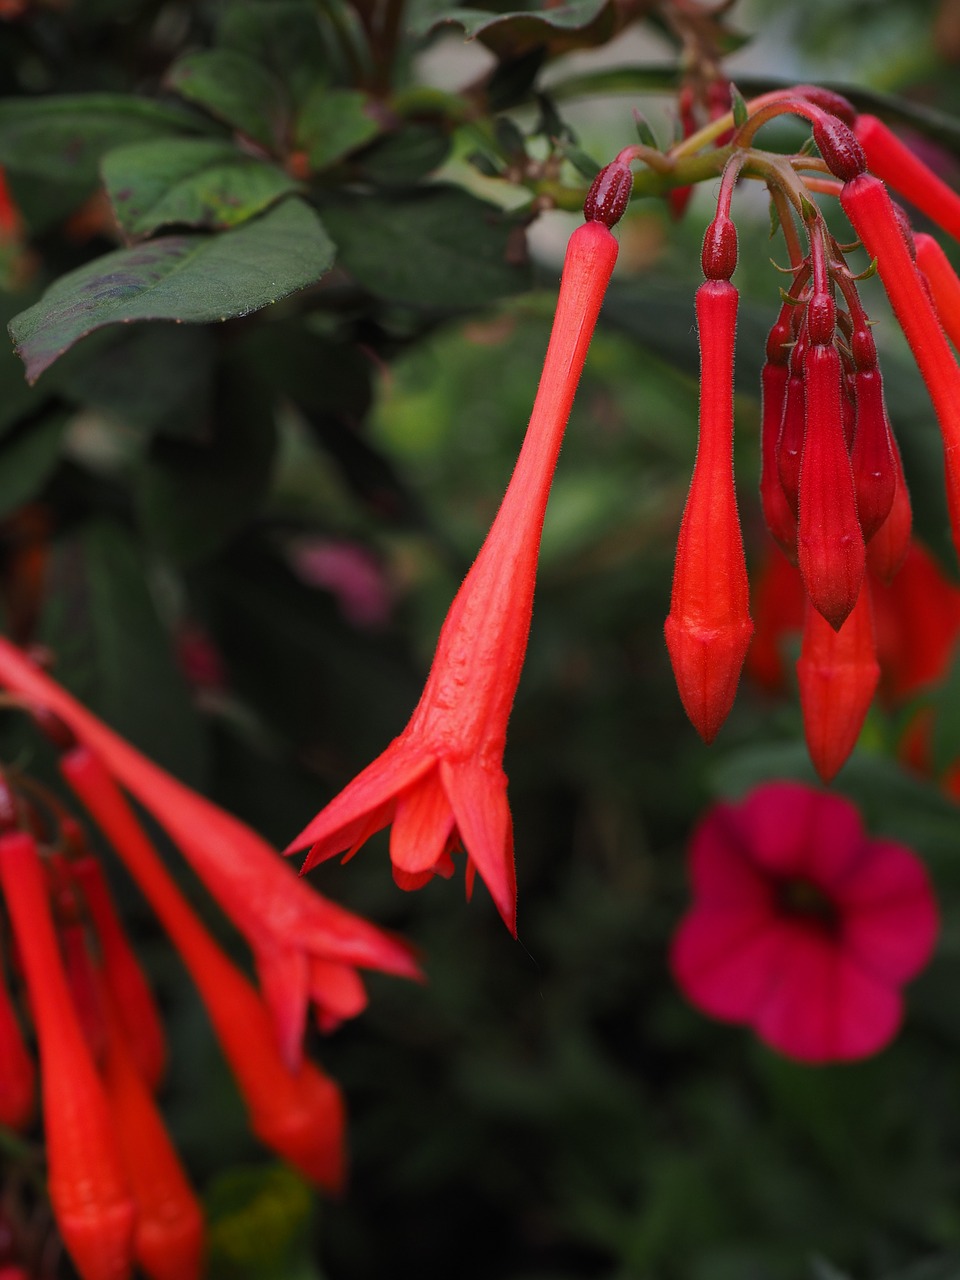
(309, 959), (368, 1033)
(736, 782), (866, 884)
(390, 766), (457, 876)
(440, 759), (517, 934)
(290, 739), (435, 865)
(835, 840), (938, 982)
(688, 806), (774, 907)
(670, 904), (789, 1023)
(755, 924), (902, 1063)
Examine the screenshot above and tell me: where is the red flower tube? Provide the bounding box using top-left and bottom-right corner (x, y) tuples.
(915, 231), (960, 350)
(854, 115), (960, 243)
(99, 987), (204, 1280)
(59, 744), (346, 1195)
(71, 853), (167, 1091)
(0, 637), (421, 1068)
(796, 581), (880, 782)
(841, 174), (960, 560)
(797, 342), (865, 630)
(0, 829), (134, 1280)
(0, 956), (33, 1131)
(287, 213), (622, 930)
(665, 278), (753, 742)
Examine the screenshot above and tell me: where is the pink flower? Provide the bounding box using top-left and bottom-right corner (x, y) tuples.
(670, 782), (938, 1063)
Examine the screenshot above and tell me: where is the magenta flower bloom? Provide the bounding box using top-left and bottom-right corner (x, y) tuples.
(670, 782), (937, 1063)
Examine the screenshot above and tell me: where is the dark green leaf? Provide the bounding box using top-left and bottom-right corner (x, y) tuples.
(38, 521), (207, 784)
(295, 87), (380, 170)
(205, 1164), (319, 1280)
(135, 359), (277, 565)
(0, 410), (69, 516)
(730, 83), (748, 128)
(102, 138), (300, 238)
(56, 324), (215, 439)
(320, 186), (530, 307)
(422, 0), (617, 58)
(353, 124), (452, 186)
(165, 50), (289, 152)
(218, 0), (331, 105)
(0, 95), (204, 186)
(9, 199), (336, 383)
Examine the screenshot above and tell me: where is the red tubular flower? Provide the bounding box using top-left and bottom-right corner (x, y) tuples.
(70, 852), (167, 1091)
(287, 214), (622, 930)
(0, 955), (33, 1131)
(854, 115), (960, 243)
(665, 279), (753, 743)
(59, 743), (347, 1195)
(840, 174), (960, 560)
(0, 829), (135, 1280)
(796, 581), (880, 782)
(671, 782), (938, 1063)
(0, 637), (421, 1068)
(849, 327), (897, 542)
(99, 987), (204, 1280)
(797, 341), (865, 629)
(915, 231), (960, 350)
(776, 346), (806, 518)
(866, 434), (912, 583)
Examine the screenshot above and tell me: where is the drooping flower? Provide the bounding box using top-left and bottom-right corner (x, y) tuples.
(670, 782), (938, 1063)
(0, 636), (421, 1066)
(287, 170), (630, 930)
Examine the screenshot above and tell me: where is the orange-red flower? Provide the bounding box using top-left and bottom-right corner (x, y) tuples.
(288, 197), (625, 931)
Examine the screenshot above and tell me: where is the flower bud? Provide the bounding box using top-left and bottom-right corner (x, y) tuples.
(583, 162), (633, 228)
(701, 214), (738, 281)
(812, 116), (867, 181)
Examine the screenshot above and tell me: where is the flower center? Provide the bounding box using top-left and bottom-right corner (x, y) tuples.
(775, 876), (839, 934)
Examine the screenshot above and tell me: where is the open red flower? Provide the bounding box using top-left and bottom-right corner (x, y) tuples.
(670, 782), (937, 1063)
(288, 186), (628, 932)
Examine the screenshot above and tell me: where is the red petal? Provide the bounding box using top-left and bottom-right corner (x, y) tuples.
(440, 759), (517, 934)
(671, 905), (790, 1022)
(736, 782), (866, 884)
(755, 924), (902, 1062)
(688, 805), (772, 907)
(390, 767), (456, 875)
(834, 839), (938, 981)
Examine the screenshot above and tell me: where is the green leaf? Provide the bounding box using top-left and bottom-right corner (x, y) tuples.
(9, 199), (336, 383)
(218, 0), (331, 104)
(102, 138), (300, 239)
(422, 0), (617, 57)
(353, 124), (452, 186)
(319, 186), (530, 307)
(38, 521), (207, 784)
(294, 87), (380, 170)
(165, 49), (289, 152)
(206, 1164), (320, 1280)
(0, 95), (204, 186)
(56, 324), (215, 439)
(0, 410), (69, 516)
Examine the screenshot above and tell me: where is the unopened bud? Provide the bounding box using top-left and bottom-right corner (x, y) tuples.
(583, 162), (633, 228)
(797, 87), (857, 126)
(701, 215), (738, 280)
(813, 117), (867, 181)
(806, 291), (836, 346)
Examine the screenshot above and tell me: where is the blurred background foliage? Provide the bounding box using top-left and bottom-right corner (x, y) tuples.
(2, 0), (960, 1277)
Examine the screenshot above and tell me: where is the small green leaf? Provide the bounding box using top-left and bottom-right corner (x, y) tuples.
(0, 410), (69, 516)
(730, 82), (748, 129)
(0, 94), (204, 186)
(422, 0), (616, 57)
(9, 199), (336, 383)
(206, 1164), (319, 1280)
(165, 49), (289, 152)
(354, 124), (451, 186)
(218, 0), (331, 105)
(319, 186), (530, 307)
(294, 87), (380, 170)
(102, 138), (300, 239)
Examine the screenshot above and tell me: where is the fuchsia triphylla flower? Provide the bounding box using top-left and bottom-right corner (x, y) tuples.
(671, 782), (938, 1063)
(655, 82), (960, 780)
(0, 636), (421, 1067)
(287, 163), (633, 931)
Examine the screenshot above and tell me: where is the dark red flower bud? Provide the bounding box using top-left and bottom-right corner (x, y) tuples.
(777, 353), (806, 518)
(867, 437), (912, 583)
(701, 214), (738, 281)
(851, 366), (897, 541)
(759, 361), (798, 559)
(797, 343), (866, 629)
(796, 86), (858, 126)
(812, 116), (867, 181)
(583, 162), (633, 228)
